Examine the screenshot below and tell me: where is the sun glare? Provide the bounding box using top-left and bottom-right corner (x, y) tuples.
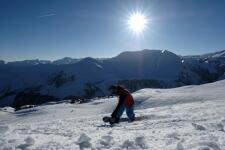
(128, 12), (147, 33)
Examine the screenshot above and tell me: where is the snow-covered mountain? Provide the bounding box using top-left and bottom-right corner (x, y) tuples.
(105, 50), (182, 80)
(183, 50), (225, 59)
(1, 80), (225, 149)
(0, 49), (225, 109)
(6, 59), (51, 66)
(52, 57), (81, 65)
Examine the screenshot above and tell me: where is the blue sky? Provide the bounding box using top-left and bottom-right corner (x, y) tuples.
(0, 0), (225, 61)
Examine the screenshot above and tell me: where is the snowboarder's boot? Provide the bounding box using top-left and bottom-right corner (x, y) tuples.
(128, 116), (135, 123)
(109, 117), (119, 124)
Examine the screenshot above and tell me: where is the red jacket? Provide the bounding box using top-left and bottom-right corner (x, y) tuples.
(117, 86), (134, 107)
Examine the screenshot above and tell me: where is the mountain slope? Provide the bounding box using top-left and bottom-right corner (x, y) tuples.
(0, 80), (225, 149)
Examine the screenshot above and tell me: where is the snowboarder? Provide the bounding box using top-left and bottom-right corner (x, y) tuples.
(105, 85), (135, 124)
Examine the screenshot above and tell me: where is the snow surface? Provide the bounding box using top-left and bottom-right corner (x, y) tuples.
(1, 80), (225, 149)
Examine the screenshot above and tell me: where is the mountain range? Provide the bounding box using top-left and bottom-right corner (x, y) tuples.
(0, 49), (225, 109)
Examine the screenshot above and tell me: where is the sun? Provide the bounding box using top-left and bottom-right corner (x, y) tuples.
(128, 12), (147, 33)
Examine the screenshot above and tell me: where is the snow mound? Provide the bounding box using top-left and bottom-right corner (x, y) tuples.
(0, 125), (10, 134)
(0, 107), (15, 113)
(76, 133), (92, 149)
(17, 136), (35, 149)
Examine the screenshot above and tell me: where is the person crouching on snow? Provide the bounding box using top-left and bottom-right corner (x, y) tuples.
(108, 85), (135, 124)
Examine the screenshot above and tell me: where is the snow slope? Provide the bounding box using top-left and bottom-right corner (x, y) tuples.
(1, 80), (225, 149)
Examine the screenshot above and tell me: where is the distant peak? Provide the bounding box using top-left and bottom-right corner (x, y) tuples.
(116, 49), (176, 58)
(52, 57), (80, 65)
(79, 57), (98, 63)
